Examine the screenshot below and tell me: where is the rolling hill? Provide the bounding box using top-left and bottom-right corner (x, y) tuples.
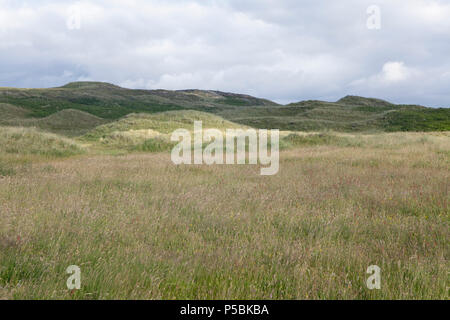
(0, 82), (448, 135)
(0, 126), (84, 158)
(0, 105), (106, 136)
(81, 110), (251, 152)
(216, 97), (450, 132)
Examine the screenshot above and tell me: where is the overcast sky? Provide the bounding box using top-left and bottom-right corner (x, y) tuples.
(0, 0), (449, 106)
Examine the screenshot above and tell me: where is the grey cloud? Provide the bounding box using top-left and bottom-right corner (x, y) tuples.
(0, 0), (448, 106)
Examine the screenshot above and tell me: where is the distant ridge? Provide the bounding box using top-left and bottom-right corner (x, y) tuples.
(60, 81), (124, 90)
(0, 81), (448, 134)
(337, 95), (394, 108)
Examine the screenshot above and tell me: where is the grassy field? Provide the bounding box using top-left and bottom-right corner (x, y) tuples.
(0, 127), (448, 299)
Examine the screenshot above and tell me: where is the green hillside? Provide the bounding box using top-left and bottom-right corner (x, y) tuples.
(0, 126), (84, 158)
(0, 106), (107, 136)
(214, 97), (449, 132)
(81, 110), (249, 153)
(0, 82), (448, 135)
(0, 81), (275, 120)
(84, 110), (246, 138)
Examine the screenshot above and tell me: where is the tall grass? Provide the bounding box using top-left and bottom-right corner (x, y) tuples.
(0, 131), (448, 299)
(0, 159), (15, 176)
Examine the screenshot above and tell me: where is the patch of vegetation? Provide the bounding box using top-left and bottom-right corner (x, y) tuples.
(0, 103), (30, 119)
(282, 133), (358, 147)
(354, 105), (396, 113)
(337, 95), (394, 108)
(83, 110), (246, 141)
(0, 108), (108, 136)
(131, 137), (176, 153)
(0, 160), (15, 176)
(0, 94), (185, 120)
(217, 97), (256, 106)
(382, 108), (450, 132)
(0, 127), (84, 157)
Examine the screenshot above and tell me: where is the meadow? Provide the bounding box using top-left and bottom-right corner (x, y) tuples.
(0, 127), (448, 299)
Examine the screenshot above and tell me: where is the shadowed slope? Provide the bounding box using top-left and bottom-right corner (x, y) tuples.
(0, 107), (107, 136)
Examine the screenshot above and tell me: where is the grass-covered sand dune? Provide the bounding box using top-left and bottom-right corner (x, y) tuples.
(80, 110), (251, 153)
(0, 103), (107, 136)
(1, 82), (449, 133)
(0, 125), (85, 177)
(0, 126), (84, 158)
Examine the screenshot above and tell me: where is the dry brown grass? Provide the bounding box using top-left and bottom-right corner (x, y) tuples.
(0, 132), (448, 299)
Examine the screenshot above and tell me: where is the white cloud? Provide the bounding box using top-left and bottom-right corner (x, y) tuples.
(380, 62), (412, 83)
(349, 61), (419, 89)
